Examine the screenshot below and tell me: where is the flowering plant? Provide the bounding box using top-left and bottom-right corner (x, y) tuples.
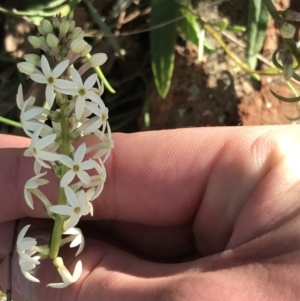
(16, 14), (113, 288)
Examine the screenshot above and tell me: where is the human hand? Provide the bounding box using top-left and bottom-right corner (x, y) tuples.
(1, 125), (300, 301)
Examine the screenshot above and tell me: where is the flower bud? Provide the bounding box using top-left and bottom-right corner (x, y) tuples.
(89, 53), (107, 67)
(28, 36), (44, 48)
(69, 20), (76, 32)
(24, 54), (40, 66)
(47, 33), (59, 48)
(71, 27), (84, 40)
(17, 62), (35, 75)
(80, 44), (92, 57)
(279, 22), (296, 39)
(52, 17), (60, 29)
(41, 19), (53, 34)
(70, 38), (85, 53)
(37, 26), (47, 35)
(59, 19), (70, 35)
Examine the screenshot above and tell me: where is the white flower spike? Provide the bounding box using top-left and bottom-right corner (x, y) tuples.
(16, 15), (113, 289)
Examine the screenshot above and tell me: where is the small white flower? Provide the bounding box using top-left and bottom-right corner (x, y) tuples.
(59, 143), (97, 187)
(49, 186), (92, 229)
(24, 172), (51, 209)
(61, 227), (85, 256)
(17, 85), (47, 137)
(47, 257), (82, 289)
(24, 126), (62, 174)
(30, 55), (75, 107)
(19, 257), (40, 283)
(85, 102), (108, 135)
(92, 123), (114, 163)
(65, 67), (101, 119)
(17, 225), (41, 283)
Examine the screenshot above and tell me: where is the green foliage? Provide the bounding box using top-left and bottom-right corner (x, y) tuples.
(246, 0), (270, 69)
(150, 0), (179, 99)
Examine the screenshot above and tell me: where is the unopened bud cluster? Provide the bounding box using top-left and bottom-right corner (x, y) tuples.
(15, 14), (114, 288)
(28, 14), (91, 64)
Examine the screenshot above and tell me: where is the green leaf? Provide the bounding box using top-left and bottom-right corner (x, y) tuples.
(83, 0), (122, 57)
(246, 0), (270, 69)
(270, 87), (300, 102)
(150, 0), (179, 98)
(178, 7), (200, 46)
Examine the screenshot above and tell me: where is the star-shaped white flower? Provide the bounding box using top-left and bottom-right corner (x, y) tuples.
(59, 143), (97, 187)
(47, 257), (82, 289)
(60, 227), (85, 256)
(30, 55), (75, 108)
(19, 258), (40, 283)
(49, 186), (92, 229)
(16, 84), (46, 137)
(85, 102), (109, 135)
(24, 172), (51, 209)
(17, 224), (41, 283)
(66, 67), (101, 119)
(24, 126), (62, 174)
(92, 122), (114, 163)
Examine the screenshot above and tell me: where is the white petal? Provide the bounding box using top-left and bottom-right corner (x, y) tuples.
(47, 282), (69, 288)
(75, 97), (85, 120)
(46, 85), (55, 107)
(84, 73), (97, 90)
(77, 171), (91, 186)
(59, 155), (74, 168)
(49, 205), (72, 215)
(64, 186), (79, 207)
(60, 170), (75, 187)
(74, 143), (86, 163)
(54, 79), (77, 90)
(40, 55), (51, 76)
(30, 73), (47, 84)
(38, 150), (61, 162)
(24, 190), (34, 209)
(67, 214), (80, 229)
(86, 91), (102, 103)
(52, 59), (69, 78)
(16, 84), (24, 109)
(81, 159), (96, 170)
(22, 107), (44, 121)
(72, 260), (82, 282)
(70, 67), (83, 86)
(35, 133), (56, 150)
(17, 225), (31, 244)
(23, 271), (40, 283)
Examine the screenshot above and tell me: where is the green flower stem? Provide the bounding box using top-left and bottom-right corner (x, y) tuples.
(49, 101), (70, 259)
(0, 116), (22, 128)
(261, 0), (282, 21)
(85, 53), (116, 94)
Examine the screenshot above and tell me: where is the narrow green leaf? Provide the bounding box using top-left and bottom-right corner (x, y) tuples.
(270, 87), (300, 102)
(150, 0), (179, 98)
(247, 0), (270, 69)
(83, 0), (122, 57)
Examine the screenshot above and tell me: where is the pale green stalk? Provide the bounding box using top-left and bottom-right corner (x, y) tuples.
(49, 99), (70, 259)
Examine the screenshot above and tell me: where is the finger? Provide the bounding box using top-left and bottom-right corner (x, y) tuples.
(1, 125), (300, 256)
(10, 216), (300, 301)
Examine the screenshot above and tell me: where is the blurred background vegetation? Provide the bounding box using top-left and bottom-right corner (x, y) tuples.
(0, 0), (300, 137)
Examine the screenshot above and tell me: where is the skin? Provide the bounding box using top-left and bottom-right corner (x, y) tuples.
(1, 126), (300, 300)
